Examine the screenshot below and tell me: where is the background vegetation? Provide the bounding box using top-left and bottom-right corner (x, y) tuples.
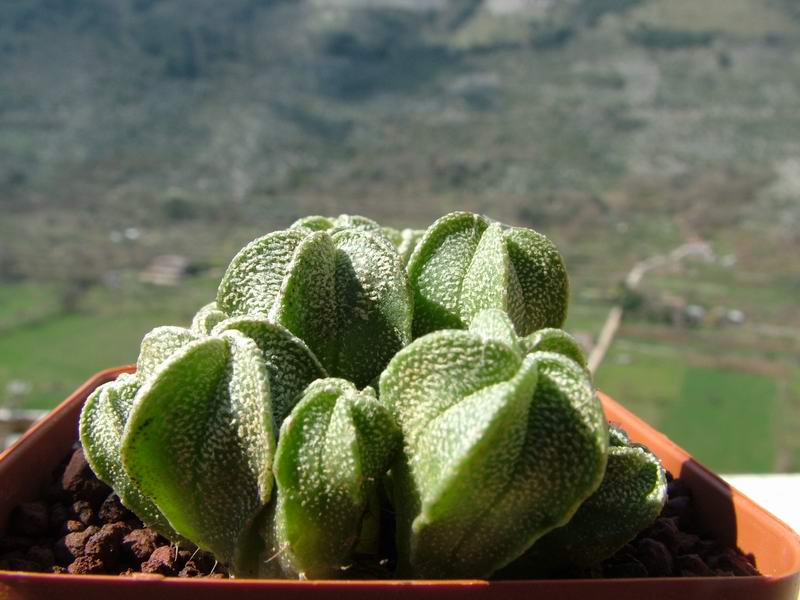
(1, 0), (798, 473)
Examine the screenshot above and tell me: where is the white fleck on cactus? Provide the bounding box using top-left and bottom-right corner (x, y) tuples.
(261, 378), (400, 579)
(382, 226), (426, 267)
(191, 301), (228, 335)
(80, 373), (181, 539)
(522, 327), (588, 370)
(291, 214), (384, 235)
(212, 315), (327, 429)
(379, 309), (608, 578)
(407, 212), (569, 339)
(121, 331), (275, 575)
(80, 325), (204, 540)
(217, 225), (412, 388)
(501, 425), (667, 576)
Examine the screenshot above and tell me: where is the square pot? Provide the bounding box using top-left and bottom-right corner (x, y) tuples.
(1, 366), (799, 600)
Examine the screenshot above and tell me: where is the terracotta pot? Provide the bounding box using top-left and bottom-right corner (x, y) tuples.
(1, 366), (799, 600)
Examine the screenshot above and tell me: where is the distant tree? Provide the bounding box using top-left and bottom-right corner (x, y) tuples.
(166, 29), (200, 79)
(620, 283), (645, 312)
(162, 193), (197, 222)
(530, 24), (575, 51)
(0, 247), (21, 282)
(57, 277), (93, 315)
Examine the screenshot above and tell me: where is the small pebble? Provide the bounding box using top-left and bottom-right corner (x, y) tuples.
(84, 522), (131, 567)
(98, 495), (132, 524)
(61, 449), (110, 505)
(637, 538), (674, 576)
(70, 500), (95, 526)
(141, 545), (176, 576)
(677, 553), (712, 577)
(55, 525), (99, 565)
(68, 555), (105, 575)
(122, 529), (159, 564)
(61, 519), (86, 535)
(709, 549), (760, 576)
(179, 561), (201, 578)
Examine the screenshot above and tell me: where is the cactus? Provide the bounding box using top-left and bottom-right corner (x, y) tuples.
(499, 425), (667, 576)
(213, 315), (326, 429)
(80, 325), (204, 540)
(522, 327), (588, 369)
(80, 373), (180, 539)
(191, 302), (227, 335)
(81, 310), (326, 574)
(537, 424), (667, 567)
(217, 225), (412, 388)
(407, 212), (569, 339)
(382, 226), (426, 266)
(379, 309), (608, 578)
(79, 213), (667, 581)
(122, 331), (275, 574)
(261, 379), (400, 579)
(291, 214), (384, 235)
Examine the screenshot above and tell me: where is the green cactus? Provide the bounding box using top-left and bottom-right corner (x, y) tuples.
(217, 226), (412, 388)
(136, 326), (201, 378)
(382, 226), (426, 267)
(80, 373), (181, 540)
(407, 212), (569, 339)
(500, 425), (667, 576)
(82, 309), (332, 575)
(212, 315), (326, 429)
(291, 214), (384, 235)
(80, 325), (204, 540)
(522, 327), (588, 370)
(78, 214), (667, 581)
(261, 378), (400, 579)
(122, 331), (275, 574)
(380, 309), (608, 578)
(191, 302), (228, 335)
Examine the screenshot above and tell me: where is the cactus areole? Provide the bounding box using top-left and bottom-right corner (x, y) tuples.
(80, 212), (667, 580)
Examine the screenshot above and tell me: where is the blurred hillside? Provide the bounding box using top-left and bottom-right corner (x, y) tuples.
(1, 0), (799, 471)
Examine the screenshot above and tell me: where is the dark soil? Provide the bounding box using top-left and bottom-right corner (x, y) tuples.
(0, 448), (760, 579)
(0, 446), (227, 578)
(562, 471), (761, 579)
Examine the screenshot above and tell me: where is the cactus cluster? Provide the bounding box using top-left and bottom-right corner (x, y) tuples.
(80, 212), (666, 580)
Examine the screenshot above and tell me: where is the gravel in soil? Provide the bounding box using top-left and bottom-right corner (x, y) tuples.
(0, 448), (760, 579)
(558, 472), (760, 579)
(0, 446), (227, 578)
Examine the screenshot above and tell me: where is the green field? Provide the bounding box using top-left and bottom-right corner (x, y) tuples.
(664, 367), (777, 473)
(594, 339), (688, 429)
(0, 275), (218, 410)
(595, 333), (796, 473)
